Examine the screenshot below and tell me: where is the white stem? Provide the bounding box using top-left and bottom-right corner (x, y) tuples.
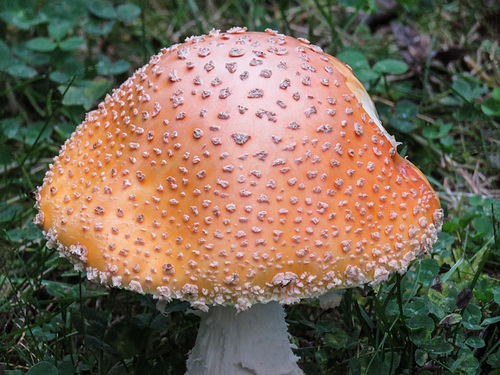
(185, 301), (304, 375)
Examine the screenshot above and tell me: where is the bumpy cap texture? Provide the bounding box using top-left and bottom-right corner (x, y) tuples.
(35, 28), (443, 311)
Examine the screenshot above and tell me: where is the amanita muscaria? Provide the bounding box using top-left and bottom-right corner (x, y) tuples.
(35, 27), (443, 374)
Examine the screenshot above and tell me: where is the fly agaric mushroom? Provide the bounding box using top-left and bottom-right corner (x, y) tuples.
(35, 27), (443, 374)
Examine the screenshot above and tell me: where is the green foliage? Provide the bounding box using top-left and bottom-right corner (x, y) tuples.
(482, 88), (500, 117)
(1, 0), (499, 374)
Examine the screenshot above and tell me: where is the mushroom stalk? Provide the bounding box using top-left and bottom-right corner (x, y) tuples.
(186, 301), (303, 375)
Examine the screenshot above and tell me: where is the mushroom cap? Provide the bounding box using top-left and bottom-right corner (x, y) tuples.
(35, 28), (443, 311)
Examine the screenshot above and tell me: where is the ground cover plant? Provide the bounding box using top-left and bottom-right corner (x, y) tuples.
(0, 0), (499, 374)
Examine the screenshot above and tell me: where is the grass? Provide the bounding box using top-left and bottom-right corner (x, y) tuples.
(1, 0), (499, 374)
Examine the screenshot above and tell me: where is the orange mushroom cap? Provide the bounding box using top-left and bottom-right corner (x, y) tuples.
(35, 28), (443, 311)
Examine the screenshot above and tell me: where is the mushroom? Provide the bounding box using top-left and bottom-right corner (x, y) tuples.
(34, 27), (443, 375)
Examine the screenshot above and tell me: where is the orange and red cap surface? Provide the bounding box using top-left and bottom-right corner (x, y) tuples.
(35, 28), (443, 311)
